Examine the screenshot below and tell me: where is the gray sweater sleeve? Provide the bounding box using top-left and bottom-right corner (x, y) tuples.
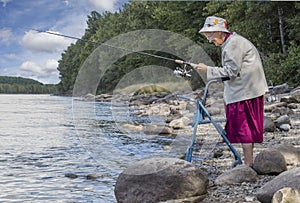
(206, 33), (269, 104)
(207, 35), (246, 79)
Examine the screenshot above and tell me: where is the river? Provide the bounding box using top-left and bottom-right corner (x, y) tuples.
(0, 94), (182, 202)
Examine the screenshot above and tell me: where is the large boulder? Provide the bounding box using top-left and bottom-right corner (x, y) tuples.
(214, 165), (257, 185)
(253, 149), (287, 175)
(114, 157), (209, 203)
(158, 195), (207, 203)
(272, 187), (300, 203)
(256, 167), (300, 203)
(275, 144), (300, 166)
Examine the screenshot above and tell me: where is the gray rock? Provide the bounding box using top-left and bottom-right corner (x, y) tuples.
(158, 126), (174, 135)
(84, 93), (95, 101)
(275, 144), (300, 165)
(158, 195), (207, 203)
(257, 167), (300, 203)
(245, 196), (256, 202)
(95, 93), (113, 102)
(86, 174), (100, 180)
(287, 103), (299, 109)
(114, 157), (209, 203)
(290, 89), (300, 103)
(65, 173), (78, 179)
(169, 117), (190, 129)
(165, 114), (182, 123)
(280, 96), (298, 104)
(253, 149), (287, 175)
(271, 107), (293, 116)
(121, 124), (143, 132)
(205, 106), (221, 116)
(186, 102), (195, 113)
(143, 125), (173, 135)
(279, 124), (291, 132)
(274, 115), (291, 127)
(214, 165), (257, 185)
(269, 83), (290, 95)
(264, 102), (287, 112)
(272, 187), (300, 203)
(264, 117), (276, 132)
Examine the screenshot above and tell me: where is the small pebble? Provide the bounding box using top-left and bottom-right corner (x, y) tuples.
(86, 174), (101, 180)
(65, 173), (78, 179)
(245, 196), (255, 202)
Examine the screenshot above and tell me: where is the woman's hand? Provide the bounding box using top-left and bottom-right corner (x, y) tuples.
(196, 63), (208, 72)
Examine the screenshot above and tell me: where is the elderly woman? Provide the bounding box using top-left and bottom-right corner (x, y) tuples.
(197, 16), (268, 167)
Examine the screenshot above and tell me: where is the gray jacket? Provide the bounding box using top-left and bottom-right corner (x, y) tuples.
(207, 33), (268, 104)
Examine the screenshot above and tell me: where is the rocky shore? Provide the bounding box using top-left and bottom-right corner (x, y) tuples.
(85, 84), (300, 202)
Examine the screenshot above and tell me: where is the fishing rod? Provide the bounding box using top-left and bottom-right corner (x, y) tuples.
(28, 28), (198, 78)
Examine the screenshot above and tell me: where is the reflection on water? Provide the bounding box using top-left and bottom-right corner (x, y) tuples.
(0, 95), (186, 202)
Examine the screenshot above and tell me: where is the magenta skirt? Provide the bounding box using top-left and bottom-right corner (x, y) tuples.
(225, 96), (264, 143)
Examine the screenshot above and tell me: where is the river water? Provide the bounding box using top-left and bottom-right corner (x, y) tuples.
(0, 94), (185, 202)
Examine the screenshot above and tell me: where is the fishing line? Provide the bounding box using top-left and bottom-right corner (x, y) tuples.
(26, 28), (198, 68)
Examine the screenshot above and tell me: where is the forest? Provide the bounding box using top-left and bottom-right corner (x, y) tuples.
(57, 1), (300, 95)
(0, 76), (57, 94)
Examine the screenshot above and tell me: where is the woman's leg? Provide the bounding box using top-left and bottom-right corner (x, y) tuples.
(242, 143), (254, 167)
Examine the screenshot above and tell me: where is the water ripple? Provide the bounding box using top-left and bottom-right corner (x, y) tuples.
(0, 95), (184, 202)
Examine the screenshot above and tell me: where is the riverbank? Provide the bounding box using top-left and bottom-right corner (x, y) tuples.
(90, 84), (300, 202)
(135, 89), (300, 202)
(142, 88), (300, 203)
(193, 113), (299, 203)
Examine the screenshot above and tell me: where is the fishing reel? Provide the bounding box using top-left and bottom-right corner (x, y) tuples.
(173, 64), (192, 79)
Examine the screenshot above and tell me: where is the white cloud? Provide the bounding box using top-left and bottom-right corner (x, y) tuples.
(4, 53), (18, 59)
(53, 0), (122, 36)
(44, 59), (59, 74)
(51, 13), (87, 38)
(20, 59), (58, 76)
(20, 30), (74, 53)
(89, 0), (118, 11)
(1, 0), (12, 7)
(0, 28), (13, 45)
(19, 58), (59, 83)
(2, 0), (128, 84)
(20, 61), (44, 74)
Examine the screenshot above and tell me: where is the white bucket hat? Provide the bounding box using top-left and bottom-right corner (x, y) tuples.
(199, 16), (229, 33)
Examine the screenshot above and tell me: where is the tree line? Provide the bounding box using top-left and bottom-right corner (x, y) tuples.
(57, 1), (300, 95)
(0, 76), (57, 94)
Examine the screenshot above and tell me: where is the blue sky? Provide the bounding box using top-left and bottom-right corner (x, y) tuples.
(0, 0), (129, 84)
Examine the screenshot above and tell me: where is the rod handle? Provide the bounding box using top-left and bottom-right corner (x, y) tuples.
(175, 60), (198, 68)
(175, 59), (184, 64)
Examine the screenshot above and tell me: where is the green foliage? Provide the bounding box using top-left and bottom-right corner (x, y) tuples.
(0, 76), (57, 94)
(264, 53), (285, 86)
(265, 42), (300, 87)
(133, 85), (171, 95)
(57, 1), (299, 95)
(0, 76), (42, 85)
(287, 2), (300, 44)
(280, 42), (300, 86)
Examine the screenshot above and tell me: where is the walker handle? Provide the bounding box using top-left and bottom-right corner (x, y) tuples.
(221, 77), (230, 81)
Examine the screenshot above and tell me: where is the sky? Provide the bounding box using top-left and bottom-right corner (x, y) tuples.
(0, 0), (129, 84)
